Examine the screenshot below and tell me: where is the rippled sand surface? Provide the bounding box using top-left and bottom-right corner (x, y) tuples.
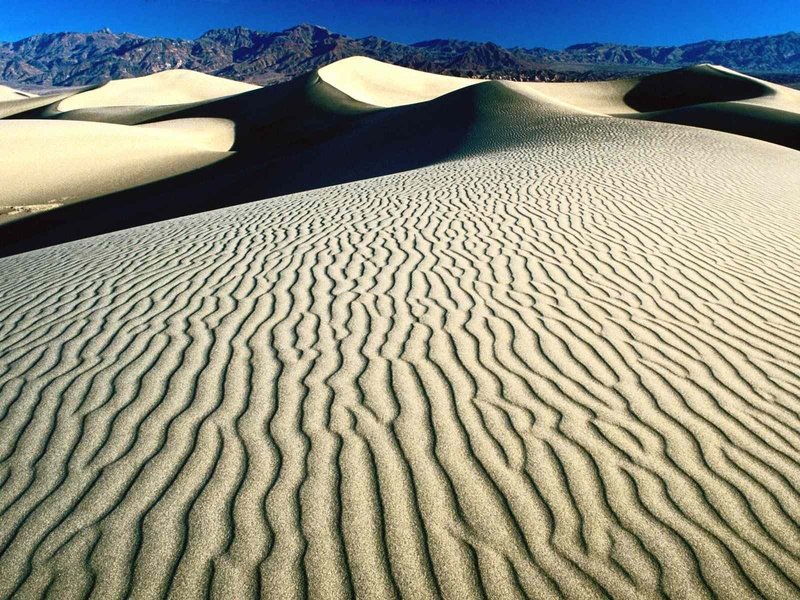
(1, 59), (800, 599)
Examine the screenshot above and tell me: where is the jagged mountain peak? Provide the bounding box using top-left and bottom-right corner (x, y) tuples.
(0, 25), (797, 89)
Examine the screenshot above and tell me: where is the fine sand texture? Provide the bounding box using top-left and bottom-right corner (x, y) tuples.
(1, 58), (800, 599)
(3, 58), (798, 255)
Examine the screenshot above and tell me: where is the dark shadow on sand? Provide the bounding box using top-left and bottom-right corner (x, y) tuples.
(0, 76), (536, 257)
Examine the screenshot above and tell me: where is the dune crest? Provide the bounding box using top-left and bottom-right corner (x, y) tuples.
(0, 119), (232, 223)
(57, 70), (260, 111)
(318, 56), (479, 107)
(0, 85), (33, 101)
(0, 58), (799, 599)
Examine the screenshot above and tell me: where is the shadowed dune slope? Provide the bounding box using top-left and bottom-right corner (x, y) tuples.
(0, 118), (234, 223)
(626, 101), (800, 150)
(2, 59), (800, 256)
(622, 64), (775, 111)
(0, 98), (799, 598)
(621, 67), (800, 150)
(0, 76), (609, 256)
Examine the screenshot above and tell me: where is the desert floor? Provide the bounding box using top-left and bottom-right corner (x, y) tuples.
(1, 59), (799, 598)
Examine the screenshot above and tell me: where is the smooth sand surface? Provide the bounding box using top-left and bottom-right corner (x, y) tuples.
(0, 119), (233, 222)
(0, 71), (258, 224)
(57, 70), (259, 111)
(0, 89), (86, 119)
(318, 56), (478, 107)
(1, 59), (800, 599)
(517, 78), (641, 115)
(0, 85), (33, 101)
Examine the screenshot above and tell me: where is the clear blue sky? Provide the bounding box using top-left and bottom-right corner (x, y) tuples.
(1, 0), (797, 48)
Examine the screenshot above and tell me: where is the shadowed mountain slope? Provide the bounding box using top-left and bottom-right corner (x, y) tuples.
(1, 25), (799, 88)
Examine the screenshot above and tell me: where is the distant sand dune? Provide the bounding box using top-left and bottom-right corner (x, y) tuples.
(1, 58), (798, 232)
(318, 56), (478, 107)
(57, 70), (259, 111)
(0, 85), (33, 101)
(519, 63), (800, 148)
(0, 89), (86, 119)
(615, 65), (800, 149)
(0, 70), (259, 224)
(0, 58), (799, 599)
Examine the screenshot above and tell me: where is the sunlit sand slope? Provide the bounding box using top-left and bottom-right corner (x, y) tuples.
(57, 70), (259, 111)
(0, 119), (234, 223)
(0, 85), (33, 101)
(318, 56), (478, 106)
(519, 65), (800, 149)
(1, 84), (799, 599)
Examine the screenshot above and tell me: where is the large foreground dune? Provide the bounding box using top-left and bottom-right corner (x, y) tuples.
(0, 58), (799, 599)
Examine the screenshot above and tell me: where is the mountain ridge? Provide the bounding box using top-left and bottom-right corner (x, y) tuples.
(1, 23), (799, 88)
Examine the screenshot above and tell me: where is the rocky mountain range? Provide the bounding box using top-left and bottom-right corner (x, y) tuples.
(1, 24), (799, 89)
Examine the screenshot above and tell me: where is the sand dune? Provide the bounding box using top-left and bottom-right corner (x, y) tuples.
(318, 56), (478, 107)
(57, 70), (259, 111)
(0, 73), (622, 252)
(617, 67), (800, 150)
(0, 89), (87, 119)
(1, 58), (800, 599)
(0, 85), (33, 101)
(514, 65), (800, 149)
(0, 119), (233, 223)
(621, 64), (775, 111)
(0, 71), (258, 225)
(0, 59), (797, 233)
(7, 57), (796, 252)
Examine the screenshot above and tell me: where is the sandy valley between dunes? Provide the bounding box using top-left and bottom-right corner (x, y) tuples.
(0, 58), (799, 598)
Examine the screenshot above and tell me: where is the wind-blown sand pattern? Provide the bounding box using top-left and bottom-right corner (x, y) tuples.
(1, 58), (800, 599)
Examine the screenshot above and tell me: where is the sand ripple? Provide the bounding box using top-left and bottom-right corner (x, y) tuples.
(1, 85), (800, 599)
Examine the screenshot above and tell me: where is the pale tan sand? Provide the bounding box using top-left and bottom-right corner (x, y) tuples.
(0, 89), (86, 119)
(0, 85), (33, 101)
(138, 118), (236, 151)
(512, 65), (800, 150)
(515, 78), (641, 115)
(0, 118), (233, 223)
(318, 56), (479, 106)
(1, 59), (800, 599)
(57, 70), (259, 111)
